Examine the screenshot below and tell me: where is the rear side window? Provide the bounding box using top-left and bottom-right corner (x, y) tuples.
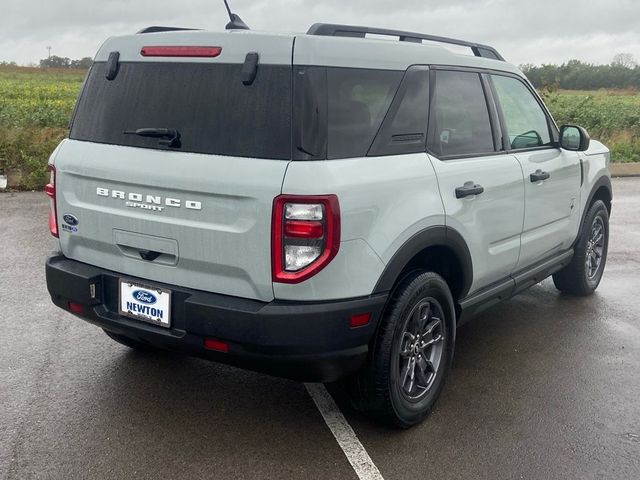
(327, 68), (402, 159)
(491, 75), (552, 150)
(293, 67), (404, 160)
(70, 62), (291, 159)
(369, 66), (429, 156)
(427, 70), (495, 157)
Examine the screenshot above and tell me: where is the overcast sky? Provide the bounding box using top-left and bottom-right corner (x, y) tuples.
(2, 0), (639, 66)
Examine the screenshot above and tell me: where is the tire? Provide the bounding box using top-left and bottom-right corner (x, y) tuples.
(347, 271), (456, 428)
(553, 199), (609, 296)
(103, 329), (161, 352)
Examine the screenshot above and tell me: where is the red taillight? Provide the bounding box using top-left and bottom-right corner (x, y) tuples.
(272, 195), (340, 284)
(283, 220), (324, 239)
(45, 165), (58, 237)
(140, 46), (222, 57)
(203, 338), (229, 353)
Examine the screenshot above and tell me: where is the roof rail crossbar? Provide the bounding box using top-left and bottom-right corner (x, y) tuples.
(306, 23), (504, 61)
(137, 26), (200, 34)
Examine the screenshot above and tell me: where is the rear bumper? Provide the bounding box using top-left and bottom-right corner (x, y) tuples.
(45, 254), (387, 382)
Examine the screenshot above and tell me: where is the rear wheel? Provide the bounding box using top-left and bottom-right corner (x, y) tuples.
(103, 329), (161, 352)
(347, 271), (455, 428)
(553, 200), (609, 296)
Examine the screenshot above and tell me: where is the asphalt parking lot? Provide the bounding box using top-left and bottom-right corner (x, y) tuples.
(1, 178), (639, 480)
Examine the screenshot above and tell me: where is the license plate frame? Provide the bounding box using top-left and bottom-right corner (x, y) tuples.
(118, 279), (172, 328)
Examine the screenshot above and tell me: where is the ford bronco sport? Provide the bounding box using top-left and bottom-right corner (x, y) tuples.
(45, 22), (612, 427)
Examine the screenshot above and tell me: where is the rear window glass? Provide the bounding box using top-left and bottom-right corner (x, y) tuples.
(326, 69), (402, 159)
(427, 70), (495, 157)
(368, 66), (429, 156)
(70, 62), (292, 159)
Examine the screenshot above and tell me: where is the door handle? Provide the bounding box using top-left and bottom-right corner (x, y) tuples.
(455, 181), (484, 199)
(530, 169), (550, 182)
(138, 249), (163, 262)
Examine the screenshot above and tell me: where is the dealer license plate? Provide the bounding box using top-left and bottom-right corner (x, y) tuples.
(119, 280), (171, 328)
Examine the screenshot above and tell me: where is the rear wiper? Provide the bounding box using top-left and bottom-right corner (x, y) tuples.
(123, 128), (181, 148)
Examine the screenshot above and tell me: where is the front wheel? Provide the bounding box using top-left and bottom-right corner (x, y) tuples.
(553, 200), (609, 296)
(347, 271), (456, 428)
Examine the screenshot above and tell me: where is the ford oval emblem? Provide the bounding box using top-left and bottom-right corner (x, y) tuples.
(63, 214), (79, 226)
(132, 290), (157, 305)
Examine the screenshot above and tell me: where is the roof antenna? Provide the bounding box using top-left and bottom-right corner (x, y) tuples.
(223, 0), (250, 30)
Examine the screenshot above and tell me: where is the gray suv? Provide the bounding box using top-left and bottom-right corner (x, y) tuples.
(45, 23), (612, 427)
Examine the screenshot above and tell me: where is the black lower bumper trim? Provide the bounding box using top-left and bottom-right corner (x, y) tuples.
(46, 255), (387, 382)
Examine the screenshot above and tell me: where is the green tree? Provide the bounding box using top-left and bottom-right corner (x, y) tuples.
(70, 57), (93, 69)
(612, 53), (637, 69)
(521, 59), (640, 90)
(39, 55), (71, 68)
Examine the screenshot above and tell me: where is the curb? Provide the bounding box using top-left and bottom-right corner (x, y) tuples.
(610, 163), (640, 177)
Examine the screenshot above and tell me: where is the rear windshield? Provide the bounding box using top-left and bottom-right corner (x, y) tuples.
(70, 62), (292, 159)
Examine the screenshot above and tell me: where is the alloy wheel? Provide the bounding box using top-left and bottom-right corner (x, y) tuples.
(586, 216), (605, 279)
(398, 298), (445, 401)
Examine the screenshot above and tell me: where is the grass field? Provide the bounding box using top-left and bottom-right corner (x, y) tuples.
(0, 66), (638, 189)
(541, 88), (640, 163)
(0, 67), (84, 188)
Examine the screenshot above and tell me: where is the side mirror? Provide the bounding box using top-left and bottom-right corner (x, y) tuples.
(559, 125), (590, 152)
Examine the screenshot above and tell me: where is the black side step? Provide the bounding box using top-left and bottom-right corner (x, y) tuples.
(457, 249), (574, 325)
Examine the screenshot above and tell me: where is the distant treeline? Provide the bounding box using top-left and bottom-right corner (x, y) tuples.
(521, 53), (639, 90)
(1, 56), (94, 69)
(39, 56), (93, 69)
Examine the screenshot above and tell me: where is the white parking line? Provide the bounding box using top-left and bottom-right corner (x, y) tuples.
(305, 383), (384, 480)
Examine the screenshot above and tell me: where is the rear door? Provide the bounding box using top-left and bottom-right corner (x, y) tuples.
(53, 32), (294, 301)
(427, 69), (524, 294)
(489, 74), (581, 269)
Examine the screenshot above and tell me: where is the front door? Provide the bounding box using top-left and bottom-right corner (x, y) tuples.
(490, 74), (581, 269)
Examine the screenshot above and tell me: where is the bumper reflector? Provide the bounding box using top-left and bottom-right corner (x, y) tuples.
(204, 338), (229, 353)
(68, 302), (84, 315)
(349, 312), (371, 329)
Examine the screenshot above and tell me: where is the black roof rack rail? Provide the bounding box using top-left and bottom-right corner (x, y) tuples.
(137, 26), (200, 34)
(306, 23), (504, 61)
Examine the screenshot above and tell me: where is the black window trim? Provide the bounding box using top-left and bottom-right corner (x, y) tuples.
(485, 73), (511, 152)
(480, 73), (503, 153)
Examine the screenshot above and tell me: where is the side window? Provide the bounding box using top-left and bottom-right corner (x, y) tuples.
(327, 68), (402, 159)
(369, 66), (429, 156)
(427, 70), (495, 157)
(293, 67), (328, 160)
(491, 75), (552, 150)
